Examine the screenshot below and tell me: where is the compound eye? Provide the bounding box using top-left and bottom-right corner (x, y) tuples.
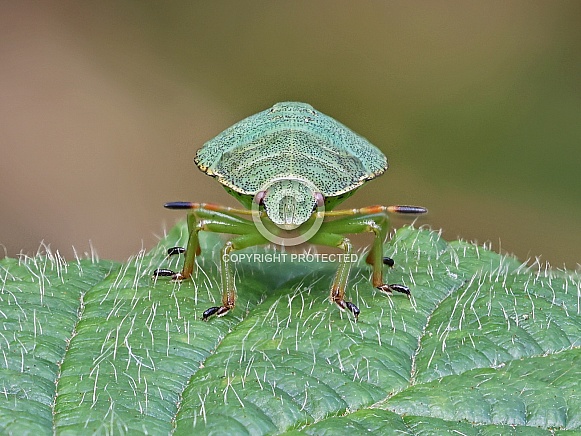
(314, 192), (324, 208)
(312, 192), (325, 212)
(254, 191), (266, 205)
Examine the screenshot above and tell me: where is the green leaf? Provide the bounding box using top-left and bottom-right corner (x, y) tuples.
(0, 224), (579, 434)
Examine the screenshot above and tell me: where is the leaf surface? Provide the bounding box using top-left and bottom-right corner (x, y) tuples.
(0, 225), (579, 434)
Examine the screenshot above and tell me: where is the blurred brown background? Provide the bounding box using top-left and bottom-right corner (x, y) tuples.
(1, 1), (580, 269)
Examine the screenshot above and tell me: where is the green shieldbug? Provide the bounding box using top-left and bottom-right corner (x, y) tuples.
(154, 102), (426, 320)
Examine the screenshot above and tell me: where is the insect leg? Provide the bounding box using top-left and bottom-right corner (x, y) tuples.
(153, 212), (201, 280)
(154, 205), (256, 281)
(307, 231), (360, 318)
(330, 238), (360, 317)
(362, 213), (411, 296)
(315, 211), (413, 317)
(201, 241), (235, 320)
(201, 231), (268, 321)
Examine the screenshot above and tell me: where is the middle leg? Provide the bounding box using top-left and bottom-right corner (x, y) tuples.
(312, 211), (411, 318)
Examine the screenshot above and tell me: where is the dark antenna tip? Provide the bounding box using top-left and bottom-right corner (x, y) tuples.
(164, 202), (196, 209)
(387, 205), (428, 215)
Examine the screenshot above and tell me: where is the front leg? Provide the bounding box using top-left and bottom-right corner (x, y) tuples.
(314, 208), (421, 318)
(306, 230), (360, 317)
(152, 202), (268, 320)
(324, 205), (425, 293)
(201, 232), (268, 320)
(153, 202), (257, 280)
(201, 241), (236, 320)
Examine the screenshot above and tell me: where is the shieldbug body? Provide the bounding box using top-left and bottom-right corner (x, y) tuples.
(154, 102), (426, 320)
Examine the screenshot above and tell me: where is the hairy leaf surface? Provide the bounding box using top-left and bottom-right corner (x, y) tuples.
(0, 225), (579, 434)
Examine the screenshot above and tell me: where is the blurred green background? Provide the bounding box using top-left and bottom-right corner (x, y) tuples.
(1, 1), (580, 269)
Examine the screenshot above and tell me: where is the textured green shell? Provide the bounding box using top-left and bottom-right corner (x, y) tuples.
(194, 102), (388, 196)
